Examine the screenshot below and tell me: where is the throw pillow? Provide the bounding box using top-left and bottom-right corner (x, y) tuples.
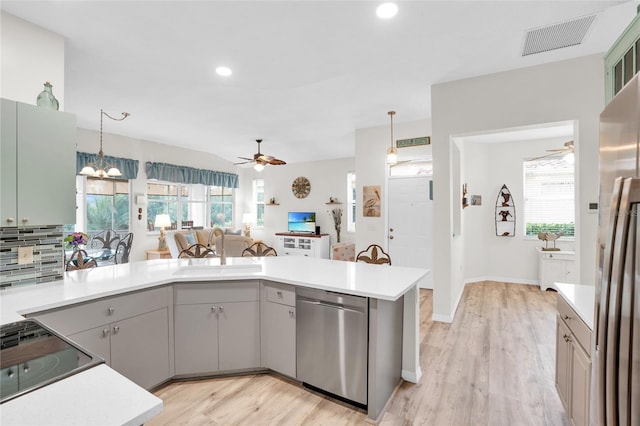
(184, 232), (197, 245)
(224, 229), (242, 235)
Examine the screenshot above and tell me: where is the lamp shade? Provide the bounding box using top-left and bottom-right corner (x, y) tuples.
(154, 214), (171, 229)
(242, 213), (253, 224)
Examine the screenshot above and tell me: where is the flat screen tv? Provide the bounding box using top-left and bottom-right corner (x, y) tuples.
(288, 212), (316, 233)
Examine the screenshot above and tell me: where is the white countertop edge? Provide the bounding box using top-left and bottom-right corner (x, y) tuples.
(0, 364), (163, 426)
(555, 282), (595, 330)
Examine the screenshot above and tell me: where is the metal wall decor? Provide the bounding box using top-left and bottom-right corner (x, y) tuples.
(495, 184), (515, 237)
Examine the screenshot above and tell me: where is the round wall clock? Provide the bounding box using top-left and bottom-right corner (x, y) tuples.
(292, 176), (311, 199)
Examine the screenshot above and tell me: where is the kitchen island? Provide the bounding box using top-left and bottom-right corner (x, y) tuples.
(1, 256), (429, 424)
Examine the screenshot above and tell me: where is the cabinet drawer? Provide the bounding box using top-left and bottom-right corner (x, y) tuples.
(557, 295), (591, 353)
(175, 281), (260, 305)
(265, 283), (295, 306)
(32, 286), (169, 336)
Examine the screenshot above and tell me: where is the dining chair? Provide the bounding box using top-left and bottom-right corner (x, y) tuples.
(89, 230), (120, 251)
(115, 233), (134, 264)
(178, 243), (216, 258)
(356, 244), (391, 265)
(65, 249), (98, 271)
(242, 242), (277, 257)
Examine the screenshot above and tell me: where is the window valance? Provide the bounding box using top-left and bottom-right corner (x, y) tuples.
(76, 152), (139, 180)
(145, 161), (239, 188)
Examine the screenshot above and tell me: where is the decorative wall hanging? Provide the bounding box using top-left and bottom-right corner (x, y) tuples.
(292, 176), (311, 199)
(363, 185), (381, 217)
(397, 136), (431, 148)
(495, 184), (515, 237)
(462, 183), (469, 208)
(470, 195), (482, 206)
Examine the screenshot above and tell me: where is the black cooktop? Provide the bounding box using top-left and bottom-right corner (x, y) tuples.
(1, 319), (103, 403)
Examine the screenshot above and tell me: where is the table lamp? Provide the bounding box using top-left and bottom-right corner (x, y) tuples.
(154, 214), (172, 250)
(242, 213), (253, 238)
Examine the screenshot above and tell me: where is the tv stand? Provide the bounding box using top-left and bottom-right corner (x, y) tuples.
(275, 233), (330, 258)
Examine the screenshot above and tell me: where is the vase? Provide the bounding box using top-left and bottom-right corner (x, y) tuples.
(36, 82), (59, 111)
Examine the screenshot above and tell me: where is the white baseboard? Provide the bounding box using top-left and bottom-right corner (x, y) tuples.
(401, 366), (422, 384)
(432, 313), (453, 323)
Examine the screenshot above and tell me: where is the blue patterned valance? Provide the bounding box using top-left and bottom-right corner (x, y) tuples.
(145, 161), (239, 189)
(76, 152), (139, 180)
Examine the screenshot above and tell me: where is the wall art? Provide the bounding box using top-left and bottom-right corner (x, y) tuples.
(363, 185), (381, 217)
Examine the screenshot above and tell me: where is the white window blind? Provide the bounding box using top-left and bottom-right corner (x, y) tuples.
(523, 157), (575, 237)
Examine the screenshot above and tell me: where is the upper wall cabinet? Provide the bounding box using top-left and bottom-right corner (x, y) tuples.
(1, 99), (76, 227)
(605, 9), (640, 104)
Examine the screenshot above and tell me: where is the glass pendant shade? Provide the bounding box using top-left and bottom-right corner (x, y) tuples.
(80, 166), (96, 175)
(254, 163), (265, 172)
(106, 167), (122, 177)
(386, 146), (398, 165)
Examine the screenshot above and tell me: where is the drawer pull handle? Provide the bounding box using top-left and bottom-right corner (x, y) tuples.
(277, 291), (283, 297)
(6, 217), (15, 224)
(113, 326), (120, 334)
(211, 306), (217, 313)
(107, 307), (115, 315)
(102, 328), (110, 337)
(7, 369), (15, 378)
(563, 315), (571, 320)
(218, 306), (224, 313)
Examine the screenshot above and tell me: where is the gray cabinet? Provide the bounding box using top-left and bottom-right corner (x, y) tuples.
(555, 295), (591, 426)
(31, 287), (171, 390)
(262, 283), (296, 378)
(1, 98), (76, 227)
(174, 281), (260, 375)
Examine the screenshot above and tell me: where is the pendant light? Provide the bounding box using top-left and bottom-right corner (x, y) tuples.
(386, 111), (398, 165)
(80, 109), (130, 178)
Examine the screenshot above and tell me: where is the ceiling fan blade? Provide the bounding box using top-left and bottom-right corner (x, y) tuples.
(238, 156), (255, 161)
(233, 160), (255, 165)
(266, 158), (286, 165)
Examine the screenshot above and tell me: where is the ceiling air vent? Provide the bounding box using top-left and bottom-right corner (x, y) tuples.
(522, 14), (596, 56)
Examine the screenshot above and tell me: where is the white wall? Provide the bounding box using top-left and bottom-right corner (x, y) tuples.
(239, 158), (355, 248)
(462, 137), (577, 284)
(1, 12), (65, 109)
(354, 118), (432, 253)
(76, 128), (238, 262)
(431, 54), (604, 322)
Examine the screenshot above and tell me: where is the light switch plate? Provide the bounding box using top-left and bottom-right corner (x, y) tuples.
(18, 246), (34, 265)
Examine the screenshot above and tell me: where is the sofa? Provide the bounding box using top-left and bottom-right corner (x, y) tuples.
(165, 228), (253, 258)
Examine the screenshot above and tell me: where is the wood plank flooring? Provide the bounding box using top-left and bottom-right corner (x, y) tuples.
(148, 281), (569, 425)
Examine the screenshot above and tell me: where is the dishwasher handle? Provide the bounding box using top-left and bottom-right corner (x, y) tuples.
(297, 298), (365, 314)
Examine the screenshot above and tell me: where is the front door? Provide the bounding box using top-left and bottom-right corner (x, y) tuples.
(388, 177), (433, 289)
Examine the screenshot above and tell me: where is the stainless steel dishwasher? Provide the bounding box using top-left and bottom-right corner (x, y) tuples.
(296, 287), (368, 407)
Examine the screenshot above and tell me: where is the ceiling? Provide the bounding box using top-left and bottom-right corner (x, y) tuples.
(2, 1), (637, 165)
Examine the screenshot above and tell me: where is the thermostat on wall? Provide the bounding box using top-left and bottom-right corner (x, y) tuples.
(587, 202), (598, 214)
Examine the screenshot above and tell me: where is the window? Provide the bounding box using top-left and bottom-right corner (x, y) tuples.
(83, 177), (130, 234)
(347, 172), (356, 232)
(254, 179), (265, 227)
(147, 183), (230, 230)
(209, 186), (234, 228)
(523, 157), (575, 237)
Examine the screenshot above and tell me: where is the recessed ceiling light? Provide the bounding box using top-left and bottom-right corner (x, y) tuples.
(216, 66), (232, 77)
(376, 2), (398, 19)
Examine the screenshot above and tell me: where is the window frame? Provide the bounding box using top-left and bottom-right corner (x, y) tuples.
(74, 176), (131, 237)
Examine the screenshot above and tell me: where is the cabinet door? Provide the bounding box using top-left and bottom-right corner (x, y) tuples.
(174, 304), (219, 375)
(1, 99), (17, 225)
(563, 260), (577, 284)
(570, 341), (591, 426)
(218, 301), (260, 371)
(541, 258), (564, 290)
(68, 325), (112, 365)
(555, 317), (571, 412)
(110, 308), (170, 389)
(17, 102), (76, 226)
(264, 302), (296, 378)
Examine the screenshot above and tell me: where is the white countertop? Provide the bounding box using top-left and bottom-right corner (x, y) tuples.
(555, 282), (595, 330)
(0, 364), (162, 426)
(1, 256), (430, 325)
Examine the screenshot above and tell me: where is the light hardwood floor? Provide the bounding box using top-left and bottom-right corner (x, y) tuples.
(148, 282), (569, 425)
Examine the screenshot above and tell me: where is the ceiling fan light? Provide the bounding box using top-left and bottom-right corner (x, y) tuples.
(376, 2), (398, 19)
(254, 163), (265, 172)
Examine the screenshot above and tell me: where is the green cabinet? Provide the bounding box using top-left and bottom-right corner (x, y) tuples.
(1, 98), (76, 227)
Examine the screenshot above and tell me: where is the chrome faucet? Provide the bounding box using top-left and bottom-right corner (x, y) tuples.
(211, 228), (226, 265)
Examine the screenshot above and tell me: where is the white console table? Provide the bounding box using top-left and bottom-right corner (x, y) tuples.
(275, 233), (330, 259)
(536, 247), (576, 291)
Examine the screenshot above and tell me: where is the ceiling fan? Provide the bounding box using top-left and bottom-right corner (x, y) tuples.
(234, 139), (286, 170)
(529, 140), (574, 161)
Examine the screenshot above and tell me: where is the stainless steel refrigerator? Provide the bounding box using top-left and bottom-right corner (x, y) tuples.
(592, 73), (640, 425)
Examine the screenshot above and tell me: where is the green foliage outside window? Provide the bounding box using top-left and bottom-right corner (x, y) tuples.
(525, 222), (575, 237)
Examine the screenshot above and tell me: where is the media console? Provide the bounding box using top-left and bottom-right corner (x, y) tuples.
(275, 232), (331, 259)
